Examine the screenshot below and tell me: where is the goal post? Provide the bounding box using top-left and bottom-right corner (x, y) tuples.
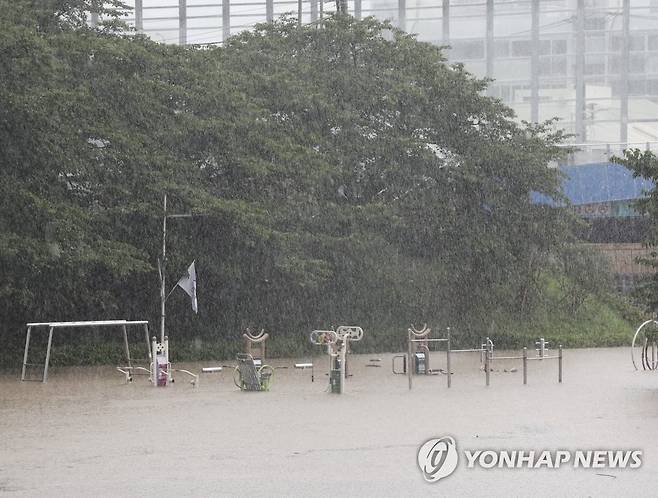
(20, 320), (151, 383)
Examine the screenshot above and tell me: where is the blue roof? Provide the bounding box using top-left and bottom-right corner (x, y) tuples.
(559, 162), (653, 205)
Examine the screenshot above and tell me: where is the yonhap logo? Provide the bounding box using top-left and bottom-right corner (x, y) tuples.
(416, 435), (643, 483)
(417, 436), (459, 482)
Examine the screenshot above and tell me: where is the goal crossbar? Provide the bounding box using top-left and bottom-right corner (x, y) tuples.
(21, 320), (151, 383)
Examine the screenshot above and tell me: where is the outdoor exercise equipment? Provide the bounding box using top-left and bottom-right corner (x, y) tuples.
(145, 335), (199, 387)
(631, 320), (658, 371)
(392, 325), (470, 377)
(233, 353), (274, 391)
(535, 337), (550, 358)
(391, 325), (451, 390)
(20, 320), (150, 383)
(450, 337), (495, 369)
(294, 362), (314, 381)
(483, 338), (562, 386)
(391, 324), (434, 375)
(243, 328), (269, 368)
(152, 335), (171, 386)
(309, 326), (364, 394)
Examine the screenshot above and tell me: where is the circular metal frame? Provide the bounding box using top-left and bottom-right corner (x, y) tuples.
(631, 320), (658, 371)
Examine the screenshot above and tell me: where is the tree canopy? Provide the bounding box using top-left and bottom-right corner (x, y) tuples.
(1, 4), (573, 361)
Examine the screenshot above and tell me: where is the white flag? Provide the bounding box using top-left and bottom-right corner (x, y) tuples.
(177, 261), (198, 313)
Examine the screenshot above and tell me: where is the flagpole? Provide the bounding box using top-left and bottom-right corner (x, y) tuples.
(161, 193), (167, 344)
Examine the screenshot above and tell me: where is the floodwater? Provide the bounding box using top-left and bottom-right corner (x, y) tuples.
(1, 347), (657, 497)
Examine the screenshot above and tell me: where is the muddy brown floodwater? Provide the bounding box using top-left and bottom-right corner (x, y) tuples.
(1, 347), (657, 497)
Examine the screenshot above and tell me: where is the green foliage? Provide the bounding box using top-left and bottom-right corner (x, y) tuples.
(613, 149), (658, 310)
(1, 7), (606, 366)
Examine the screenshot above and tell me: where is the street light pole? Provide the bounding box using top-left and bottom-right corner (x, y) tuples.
(159, 193), (204, 343)
(160, 194), (167, 343)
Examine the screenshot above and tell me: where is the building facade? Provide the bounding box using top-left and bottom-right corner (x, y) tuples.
(112, 1), (658, 162)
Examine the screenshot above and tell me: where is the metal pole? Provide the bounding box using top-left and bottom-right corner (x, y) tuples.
(122, 324), (132, 368)
(398, 0), (406, 31)
(446, 327), (451, 388)
(179, 0), (187, 46)
(144, 323), (152, 363)
(223, 0), (231, 42)
(151, 336), (157, 384)
(620, 0), (630, 144)
(442, 0), (449, 45)
(354, 0), (361, 20)
(530, 0), (539, 123)
(310, 0), (318, 22)
(340, 340), (346, 394)
(407, 329), (413, 390)
(523, 347), (528, 385)
(558, 345), (563, 383)
(298, 0), (302, 25)
(135, 0), (143, 32)
(575, 0), (586, 142)
(485, 345), (490, 386)
(160, 194), (167, 344)
(43, 326), (54, 383)
(21, 326), (32, 381)
(485, 0), (494, 91)
(266, 0), (274, 22)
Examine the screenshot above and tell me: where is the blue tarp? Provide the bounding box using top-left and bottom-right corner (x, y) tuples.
(559, 162), (653, 205)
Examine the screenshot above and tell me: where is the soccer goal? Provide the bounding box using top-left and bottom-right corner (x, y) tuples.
(20, 320), (151, 383)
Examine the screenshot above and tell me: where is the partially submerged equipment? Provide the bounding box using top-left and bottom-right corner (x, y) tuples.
(21, 320), (150, 383)
(393, 324), (451, 390)
(483, 337), (562, 387)
(243, 328), (269, 368)
(310, 326), (364, 394)
(631, 320), (658, 371)
(392, 324), (443, 376)
(233, 353), (273, 391)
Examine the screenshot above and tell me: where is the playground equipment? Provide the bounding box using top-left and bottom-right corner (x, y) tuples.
(21, 320), (150, 383)
(243, 328), (269, 368)
(631, 320), (658, 371)
(535, 337), (550, 358)
(391, 326), (561, 389)
(118, 335), (198, 387)
(483, 338), (562, 386)
(392, 325), (494, 389)
(151, 335), (171, 386)
(294, 362), (314, 381)
(391, 324), (435, 375)
(310, 326), (364, 394)
(392, 326), (495, 381)
(391, 325), (451, 390)
(233, 353), (274, 391)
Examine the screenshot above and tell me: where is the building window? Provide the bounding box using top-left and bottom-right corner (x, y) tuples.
(552, 39), (567, 55)
(630, 54), (645, 73)
(494, 39), (509, 58)
(584, 16), (606, 31)
(630, 35), (646, 52)
(648, 35), (658, 51)
(511, 39), (532, 57)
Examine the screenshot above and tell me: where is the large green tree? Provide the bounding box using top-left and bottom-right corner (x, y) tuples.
(1, 6), (571, 362)
(614, 149), (658, 309)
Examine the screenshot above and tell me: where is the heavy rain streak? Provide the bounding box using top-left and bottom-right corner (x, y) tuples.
(2, 1), (658, 497)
